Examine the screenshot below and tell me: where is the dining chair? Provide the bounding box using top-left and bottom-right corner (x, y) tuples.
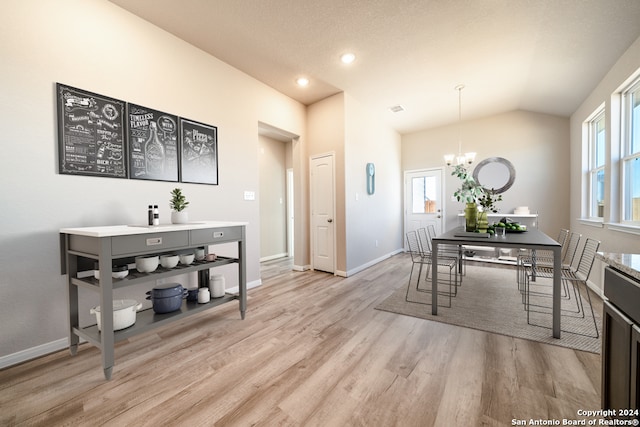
(405, 230), (457, 307)
(517, 228), (570, 291)
(427, 224), (465, 280)
(519, 231), (582, 304)
(524, 238), (601, 338)
(417, 227), (460, 295)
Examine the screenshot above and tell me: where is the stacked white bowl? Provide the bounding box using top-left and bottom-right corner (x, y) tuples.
(514, 206), (530, 215)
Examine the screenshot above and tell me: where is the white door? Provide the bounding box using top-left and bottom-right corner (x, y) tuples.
(404, 168), (444, 246)
(310, 154), (335, 273)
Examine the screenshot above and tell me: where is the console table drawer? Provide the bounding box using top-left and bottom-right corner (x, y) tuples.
(111, 231), (189, 256)
(190, 227), (242, 245)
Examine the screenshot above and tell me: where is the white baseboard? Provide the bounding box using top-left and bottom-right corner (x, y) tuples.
(0, 338), (69, 370)
(225, 278), (262, 294)
(585, 278), (604, 300)
(293, 264), (310, 272)
(344, 248), (404, 277)
(259, 253), (289, 262)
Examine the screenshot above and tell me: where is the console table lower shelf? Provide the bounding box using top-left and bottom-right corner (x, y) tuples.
(73, 295), (238, 349)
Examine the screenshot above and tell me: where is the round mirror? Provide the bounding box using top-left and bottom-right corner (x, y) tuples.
(472, 157), (515, 194)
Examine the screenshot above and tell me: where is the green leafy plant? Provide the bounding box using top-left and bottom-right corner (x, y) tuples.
(169, 188), (189, 212)
(451, 164), (484, 204)
(477, 189), (502, 213)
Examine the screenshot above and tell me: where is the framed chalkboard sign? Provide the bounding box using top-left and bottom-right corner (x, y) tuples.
(127, 104), (178, 182)
(57, 83), (127, 178)
(179, 118), (218, 185)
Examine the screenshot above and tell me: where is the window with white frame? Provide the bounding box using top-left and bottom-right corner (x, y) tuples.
(588, 109), (606, 218)
(622, 79), (640, 223)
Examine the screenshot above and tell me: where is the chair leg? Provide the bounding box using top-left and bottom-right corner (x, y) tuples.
(583, 285), (600, 339)
(406, 261), (454, 308)
(525, 277), (599, 338)
(405, 263), (417, 303)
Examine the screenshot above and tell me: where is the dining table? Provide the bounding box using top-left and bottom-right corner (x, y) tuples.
(431, 226), (563, 338)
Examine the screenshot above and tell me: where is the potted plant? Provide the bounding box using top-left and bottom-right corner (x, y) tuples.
(451, 164), (484, 231)
(169, 188), (190, 224)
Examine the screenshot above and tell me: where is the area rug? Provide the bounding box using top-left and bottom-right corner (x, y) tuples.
(375, 264), (602, 353)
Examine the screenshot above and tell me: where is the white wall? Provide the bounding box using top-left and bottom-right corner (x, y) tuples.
(402, 110), (571, 237)
(344, 94), (403, 274)
(0, 0), (306, 359)
(570, 34), (640, 292)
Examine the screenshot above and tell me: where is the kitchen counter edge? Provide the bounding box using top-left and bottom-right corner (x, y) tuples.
(597, 252), (640, 282)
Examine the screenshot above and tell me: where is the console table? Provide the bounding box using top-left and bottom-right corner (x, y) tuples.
(60, 221), (247, 379)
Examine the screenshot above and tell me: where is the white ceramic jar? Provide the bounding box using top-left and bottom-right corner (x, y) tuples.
(197, 287), (210, 303)
(210, 274), (225, 298)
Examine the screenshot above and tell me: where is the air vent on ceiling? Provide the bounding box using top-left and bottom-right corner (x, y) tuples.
(389, 105), (405, 113)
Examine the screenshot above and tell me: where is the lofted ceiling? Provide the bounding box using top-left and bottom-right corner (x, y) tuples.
(108, 0), (640, 134)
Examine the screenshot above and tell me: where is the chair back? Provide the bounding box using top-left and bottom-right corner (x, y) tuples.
(417, 228), (432, 253)
(575, 238), (600, 279)
(427, 224), (437, 240)
(406, 231), (424, 262)
(557, 229), (570, 252)
(563, 232), (581, 267)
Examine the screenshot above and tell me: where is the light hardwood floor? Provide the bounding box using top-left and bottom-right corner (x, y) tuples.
(0, 254), (601, 426)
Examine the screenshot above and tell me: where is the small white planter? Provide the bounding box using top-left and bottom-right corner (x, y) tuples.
(171, 210), (189, 224)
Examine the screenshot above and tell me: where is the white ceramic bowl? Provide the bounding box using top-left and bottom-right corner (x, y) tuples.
(112, 268), (129, 279)
(160, 254), (179, 269)
(179, 253), (195, 265)
(135, 255), (159, 273)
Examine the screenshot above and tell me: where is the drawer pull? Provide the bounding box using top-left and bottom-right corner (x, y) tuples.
(213, 231), (224, 238)
(146, 237), (163, 246)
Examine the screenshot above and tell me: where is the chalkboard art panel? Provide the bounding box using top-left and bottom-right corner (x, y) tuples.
(57, 83), (127, 178)
(179, 118), (218, 185)
(128, 104), (178, 182)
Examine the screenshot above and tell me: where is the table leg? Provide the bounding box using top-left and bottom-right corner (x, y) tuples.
(432, 241), (438, 315)
(238, 238), (247, 320)
(552, 245), (561, 338)
(99, 241), (115, 380)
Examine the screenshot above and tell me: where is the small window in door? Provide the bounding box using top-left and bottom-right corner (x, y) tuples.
(411, 176), (437, 213)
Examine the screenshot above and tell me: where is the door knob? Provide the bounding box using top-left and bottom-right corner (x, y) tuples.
(327, 218), (333, 223)
(437, 215), (441, 218)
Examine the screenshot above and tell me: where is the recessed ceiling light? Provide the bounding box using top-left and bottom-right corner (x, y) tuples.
(341, 53), (356, 64)
(389, 105), (405, 113)
(296, 77), (309, 86)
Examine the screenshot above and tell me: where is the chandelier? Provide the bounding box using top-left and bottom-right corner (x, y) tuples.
(444, 84), (476, 166)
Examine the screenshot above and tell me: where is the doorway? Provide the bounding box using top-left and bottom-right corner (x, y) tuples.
(258, 123), (298, 267)
(310, 153), (335, 273)
(404, 168), (445, 248)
